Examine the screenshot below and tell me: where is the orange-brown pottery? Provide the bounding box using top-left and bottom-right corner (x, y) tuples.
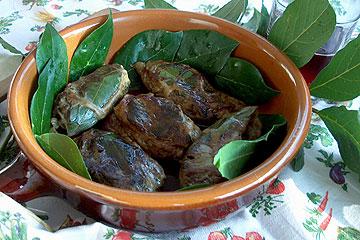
(4, 10), (311, 232)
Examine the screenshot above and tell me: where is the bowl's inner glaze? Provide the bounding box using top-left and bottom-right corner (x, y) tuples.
(9, 10), (311, 210)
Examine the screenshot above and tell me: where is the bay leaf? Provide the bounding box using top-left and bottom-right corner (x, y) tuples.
(310, 36), (360, 101)
(291, 145), (304, 172)
(257, 0), (270, 37)
(0, 36), (23, 55)
(214, 57), (278, 105)
(144, 0), (176, 9)
(113, 30), (183, 89)
(317, 106), (360, 179)
(30, 60), (57, 135)
(174, 30), (238, 75)
(36, 133), (92, 180)
(214, 114), (287, 179)
(268, 0), (336, 67)
(212, 0), (248, 23)
(69, 11), (113, 82)
(242, 9), (261, 33)
(35, 23), (68, 93)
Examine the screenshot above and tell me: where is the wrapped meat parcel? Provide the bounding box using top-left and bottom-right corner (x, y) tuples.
(53, 64), (130, 136)
(179, 106), (261, 187)
(75, 129), (165, 192)
(134, 60), (246, 124)
(109, 93), (201, 160)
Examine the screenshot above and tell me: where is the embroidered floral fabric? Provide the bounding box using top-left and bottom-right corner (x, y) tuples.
(0, 1), (360, 239)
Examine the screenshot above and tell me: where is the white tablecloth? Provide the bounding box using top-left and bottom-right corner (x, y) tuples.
(0, 1), (360, 239)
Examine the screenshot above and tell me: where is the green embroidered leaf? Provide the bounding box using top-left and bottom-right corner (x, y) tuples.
(317, 106), (360, 179)
(337, 227), (360, 240)
(214, 57), (278, 105)
(304, 123), (334, 149)
(214, 114), (287, 179)
(144, 0), (176, 9)
(212, 0), (248, 23)
(310, 36), (360, 101)
(242, 9), (261, 32)
(0, 36), (23, 55)
(113, 30), (183, 90)
(306, 192), (322, 204)
(268, 0), (336, 67)
(175, 30), (238, 76)
(257, 0), (270, 36)
(69, 11), (113, 82)
(291, 145), (304, 172)
(31, 24), (68, 136)
(36, 133), (91, 180)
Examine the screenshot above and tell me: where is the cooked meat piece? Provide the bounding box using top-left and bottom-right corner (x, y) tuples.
(112, 93), (201, 160)
(134, 60), (246, 124)
(75, 129), (165, 192)
(179, 106), (261, 187)
(53, 64), (130, 136)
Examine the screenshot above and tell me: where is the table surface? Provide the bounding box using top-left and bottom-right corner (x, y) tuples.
(0, 1), (360, 240)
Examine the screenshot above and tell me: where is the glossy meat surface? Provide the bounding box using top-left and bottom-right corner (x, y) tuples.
(112, 93), (201, 160)
(75, 129), (165, 192)
(53, 64), (130, 136)
(134, 60), (245, 124)
(179, 107), (261, 187)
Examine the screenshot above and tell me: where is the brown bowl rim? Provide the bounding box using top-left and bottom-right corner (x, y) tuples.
(8, 9), (311, 210)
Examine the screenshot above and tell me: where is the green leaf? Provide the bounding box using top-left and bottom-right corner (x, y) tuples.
(177, 183), (210, 191)
(306, 192), (322, 204)
(31, 24), (68, 135)
(257, 0), (270, 36)
(317, 106), (360, 179)
(212, 0), (248, 23)
(69, 11), (113, 82)
(36, 23), (68, 90)
(113, 30), (183, 90)
(214, 114), (287, 179)
(310, 36), (360, 101)
(268, 0), (336, 67)
(175, 30), (238, 76)
(337, 227), (360, 240)
(36, 133), (92, 180)
(144, 0), (176, 9)
(0, 36), (23, 55)
(291, 145), (304, 172)
(242, 9), (261, 32)
(214, 57), (278, 105)
(30, 60), (58, 135)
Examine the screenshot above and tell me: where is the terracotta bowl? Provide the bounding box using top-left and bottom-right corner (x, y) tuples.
(4, 10), (311, 232)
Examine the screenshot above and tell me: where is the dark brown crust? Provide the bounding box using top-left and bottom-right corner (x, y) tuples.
(112, 93), (201, 160)
(75, 129), (165, 192)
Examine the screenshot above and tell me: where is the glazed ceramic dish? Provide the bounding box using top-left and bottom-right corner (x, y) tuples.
(4, 10), (311, 232)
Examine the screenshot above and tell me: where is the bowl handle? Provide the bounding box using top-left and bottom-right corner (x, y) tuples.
(0, 152), (61, 202)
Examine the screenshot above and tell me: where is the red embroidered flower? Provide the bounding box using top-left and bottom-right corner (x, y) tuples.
(246, 232), (263, 240)
(266, 178), (285, 195)
(208, 231), (227, 240)
(112, 230), (132, 240)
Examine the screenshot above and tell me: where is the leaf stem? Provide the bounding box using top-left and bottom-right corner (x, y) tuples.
(312, 108), (319, 114)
